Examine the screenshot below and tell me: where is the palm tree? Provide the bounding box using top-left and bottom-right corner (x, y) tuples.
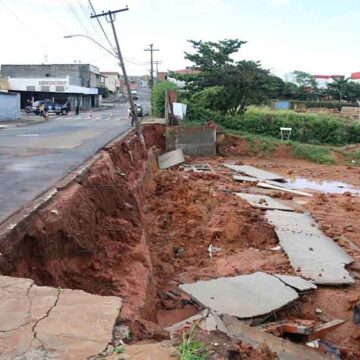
(328, 77), (349, 101)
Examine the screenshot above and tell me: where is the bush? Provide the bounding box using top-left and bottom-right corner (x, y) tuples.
(222, 107), (360, 145)
(151, 81), (179, 117)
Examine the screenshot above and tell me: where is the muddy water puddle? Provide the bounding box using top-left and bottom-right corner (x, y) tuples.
(287, 177), (360, 196)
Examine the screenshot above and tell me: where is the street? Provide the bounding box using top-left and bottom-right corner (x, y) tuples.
(0, 88), (150, 224)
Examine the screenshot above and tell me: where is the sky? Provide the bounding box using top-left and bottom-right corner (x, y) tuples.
(0, 0), (360, 78)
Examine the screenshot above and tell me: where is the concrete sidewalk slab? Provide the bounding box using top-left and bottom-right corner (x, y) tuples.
(180, 272), (299, 319)
(236, 193), (294, 211)
(266, 210), (354, 285)
(224, 164), (285, 181)
(0, 275), (122, 359)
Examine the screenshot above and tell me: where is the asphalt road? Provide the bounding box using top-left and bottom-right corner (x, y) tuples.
(0, 88), (151, 224)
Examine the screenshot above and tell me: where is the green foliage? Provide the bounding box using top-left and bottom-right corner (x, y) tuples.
(175, 39), (272, 115)
(151, 80), (178, 117)
(190, 86), (227, 113)
(291, 142), (335, 164)
(179, 325), (208, 360)
(292, 71), (317, 87)
(327, 77), (349, 101)
(222, 107), (360, 146)
(283, 82), (300, 99)
(114, 345), (125, 354)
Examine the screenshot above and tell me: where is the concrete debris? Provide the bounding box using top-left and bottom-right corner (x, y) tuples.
(236, 193), (294, 211)
(265, 318), (345, 341)
(274, 274), (317, 293)
(191, 163), (214, 173)
(224, 164), (285, 181)
(0, 275), (122, 360)
(158, 149), (185, 169)
(208, 244), (222, 258)
(257, 182), (313, 197)
(315, 308), (323, 315)
(266, 210), (354, 285)
(233, 175), (259, 183)
(180, 272), (302, 319)
(308, 319), (345, 341)
(222, 314), (331, 360)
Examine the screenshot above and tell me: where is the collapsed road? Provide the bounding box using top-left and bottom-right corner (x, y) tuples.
(0, 123), (359, 359)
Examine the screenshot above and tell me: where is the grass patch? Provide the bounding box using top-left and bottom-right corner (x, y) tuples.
(179, 324), (209, 360)
(291, 142), (335, 164)
(224, 129), (338, 164)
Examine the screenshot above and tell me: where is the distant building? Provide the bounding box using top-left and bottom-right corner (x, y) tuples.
(351, 72), (360, 82)
(101, 71), (122, 102)
(0, 64), (106, 110)
(101, 72), (121, 93)
(313, 75), (344, 89)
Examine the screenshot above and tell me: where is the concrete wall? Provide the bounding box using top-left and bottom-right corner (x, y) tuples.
(166, 126), (216, 156)
(0, 93), (20, 121)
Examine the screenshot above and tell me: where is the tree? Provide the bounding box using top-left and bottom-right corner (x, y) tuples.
(328, 77), (349, 101)
(283, 82), (300, 99)
(345, 81), (360, 102)
(292, 70), (317, 89)
(291, 71), (318, 100)
(174, 39), (272, 115)
(151, 80), (178, 117)
(265, 75), (285, 99)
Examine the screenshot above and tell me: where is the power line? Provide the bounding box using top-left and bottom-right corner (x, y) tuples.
(77, 0), (102, 41)
(63, 0), (91, 36)
(0, 0), (48, 51)
(90, 7), (142, 136)
(88, 0), (115, 52)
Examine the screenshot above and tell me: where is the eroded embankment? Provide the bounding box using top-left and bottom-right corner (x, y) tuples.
(0, 125), (165, 326)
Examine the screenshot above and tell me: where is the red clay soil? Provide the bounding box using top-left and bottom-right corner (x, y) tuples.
(143, 169), (290, 327)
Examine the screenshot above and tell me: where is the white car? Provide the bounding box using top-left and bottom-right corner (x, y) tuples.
(130, 90), (138, 100)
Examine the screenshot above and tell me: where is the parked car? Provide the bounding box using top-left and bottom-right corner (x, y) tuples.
(31, 100), (68, 115)
(128, 103), (143, 117)
(131, 90), (138, 100)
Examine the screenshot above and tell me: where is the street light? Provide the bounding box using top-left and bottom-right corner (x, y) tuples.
(64, 34), (118, 59)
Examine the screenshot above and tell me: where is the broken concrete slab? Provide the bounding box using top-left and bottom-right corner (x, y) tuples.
(233, 175), (259, 183)
(222, 315), (331, 360)
(274, 275), (317, 292)
(266, 210), (354, 285)
(257, 182), (313, 197)
(224, 164), (285, 181)
(180, 272), (299, 319)
(236, 193), (294, 211)
(158, 149), (185, 169)
(0, 275), (122, 360)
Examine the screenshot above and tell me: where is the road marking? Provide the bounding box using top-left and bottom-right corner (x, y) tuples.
(17, 134), (40, 137)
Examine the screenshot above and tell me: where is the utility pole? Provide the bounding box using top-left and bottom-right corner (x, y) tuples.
(90, 7), (142, 138)
(154, 60), (162, 80)
(144, 44), (159, 89)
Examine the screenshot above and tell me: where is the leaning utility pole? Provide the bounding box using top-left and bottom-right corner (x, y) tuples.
(144, 44), (159, 89)
(90, 7), (142, 137)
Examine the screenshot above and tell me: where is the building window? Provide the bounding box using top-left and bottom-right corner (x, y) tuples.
(55, 86), (65, 92)
(26, 86), (36, 91)
(41, 86), (50, 92)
